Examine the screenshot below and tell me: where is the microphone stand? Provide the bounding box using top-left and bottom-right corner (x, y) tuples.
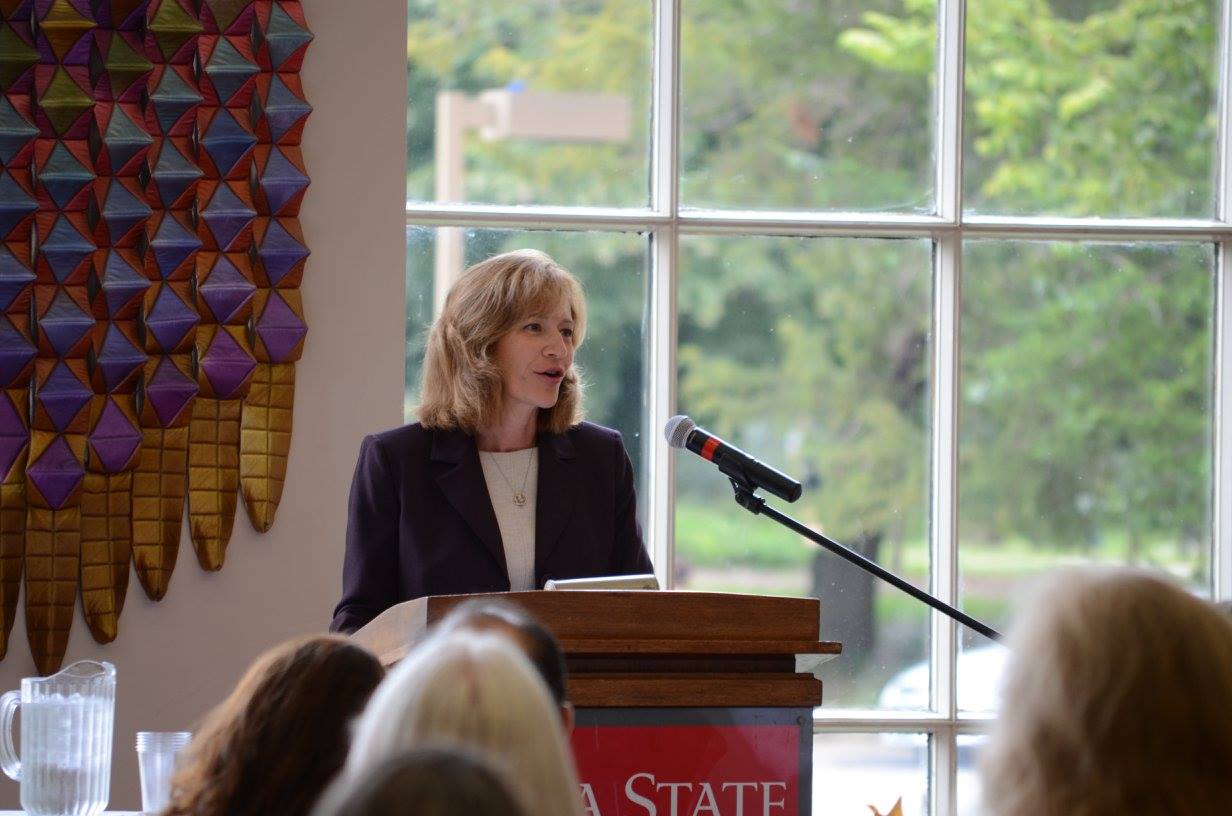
(727, 478), (1002, 642)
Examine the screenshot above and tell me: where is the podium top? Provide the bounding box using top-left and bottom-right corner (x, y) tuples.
(351, 590), (841, 667)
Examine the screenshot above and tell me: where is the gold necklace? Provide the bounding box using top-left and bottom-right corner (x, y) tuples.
(483, 449), (534, 507)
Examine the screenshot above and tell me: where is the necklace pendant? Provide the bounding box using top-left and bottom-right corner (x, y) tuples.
(513, 492), (526, 507)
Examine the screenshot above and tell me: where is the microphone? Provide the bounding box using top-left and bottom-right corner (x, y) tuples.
(664, 415), (802, 502)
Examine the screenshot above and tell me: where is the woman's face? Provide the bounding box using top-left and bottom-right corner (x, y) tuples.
(492, 294), (576, 417)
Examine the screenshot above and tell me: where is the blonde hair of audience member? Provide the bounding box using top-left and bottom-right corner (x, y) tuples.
(980, 567), (1232, 816)
(432, 598), (575, 730)
(312, 747), (528, 816)
(165, 635), (385, 816)
(347, 631), (584, 816)
(417, 248), (588, 435)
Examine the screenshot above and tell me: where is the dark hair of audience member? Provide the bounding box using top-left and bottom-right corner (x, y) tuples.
(434, 598), (568, 706)
(312, 747), (528, 816)
(164, 634), (385, 816)
(980, 567), (1232, 816)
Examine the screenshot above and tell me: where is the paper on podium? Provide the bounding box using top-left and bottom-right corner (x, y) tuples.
(543, 573), (658, 590)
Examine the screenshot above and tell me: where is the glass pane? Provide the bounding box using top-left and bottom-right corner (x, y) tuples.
(958, 241), (1214, 711)
(407, 1), (651, 207)
(676, 235), (932, 710)
(406, 226), (435, 418)
(404, 227), (651, 516)
(680, 0), (937, 213)
(814, 732), (930, 815)
(955, 733), (987, 816)
(964, 0), (1220, 217)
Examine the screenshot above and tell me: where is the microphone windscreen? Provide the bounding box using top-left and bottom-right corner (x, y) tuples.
(664, 415), (695, 449)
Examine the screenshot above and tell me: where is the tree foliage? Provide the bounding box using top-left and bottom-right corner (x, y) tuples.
(405, 0), (1219, 576)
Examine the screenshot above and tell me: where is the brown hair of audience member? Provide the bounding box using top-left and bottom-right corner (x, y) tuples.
(433, 598), (573, 727)
(312, 747), (528, 816)
(165, 634), (385, 816)
(980, 567), (1232, 816)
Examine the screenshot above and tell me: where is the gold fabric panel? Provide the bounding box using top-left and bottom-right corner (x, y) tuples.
(80, 472), (133, 644)
(131, 426), (189, 601)
(0, 389), (28, 661)
(240, 363), (294, 532)
(188, 398), (241, 570)
(24, 505), (80, 677)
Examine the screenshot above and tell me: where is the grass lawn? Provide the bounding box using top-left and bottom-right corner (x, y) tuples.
(673, 499), (1208, 709)
(676, 499), (1205, 583)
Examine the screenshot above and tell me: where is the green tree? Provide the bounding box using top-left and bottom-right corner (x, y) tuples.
(841, 0), (1218, 215)
(840, 0), (1216, 584)
(405, 0), (1219, 699)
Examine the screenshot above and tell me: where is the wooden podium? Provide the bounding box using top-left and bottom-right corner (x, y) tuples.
(353, 591), (840, 816)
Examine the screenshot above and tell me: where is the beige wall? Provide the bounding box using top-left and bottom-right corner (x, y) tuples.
(0, 0), (409, 808)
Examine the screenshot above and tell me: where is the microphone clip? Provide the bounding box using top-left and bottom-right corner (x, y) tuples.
(728, 478), (766, 515)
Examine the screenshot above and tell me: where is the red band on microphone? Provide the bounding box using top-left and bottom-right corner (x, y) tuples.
(700, 436), (720, 461)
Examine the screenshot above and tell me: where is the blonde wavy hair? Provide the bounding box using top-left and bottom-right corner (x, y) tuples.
(417, 249), (587, 434)
(345, 631), (585, 816)
(980, 567), (1232, 816)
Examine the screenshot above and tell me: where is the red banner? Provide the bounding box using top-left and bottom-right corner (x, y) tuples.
(571, 722), (803, 816)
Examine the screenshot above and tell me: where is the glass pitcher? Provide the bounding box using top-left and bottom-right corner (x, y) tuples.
(0, 660), (116, 816)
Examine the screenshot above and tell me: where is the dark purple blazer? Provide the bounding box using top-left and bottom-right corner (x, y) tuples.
(329, 421), (653, 633)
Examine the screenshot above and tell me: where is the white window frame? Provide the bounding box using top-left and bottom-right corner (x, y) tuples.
(406, 0), (1232, 811)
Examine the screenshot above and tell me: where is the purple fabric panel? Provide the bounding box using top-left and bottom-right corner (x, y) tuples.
(200, 328), (254, 398)
(255, 291), (305, 363)
(27, 434), (84, 510)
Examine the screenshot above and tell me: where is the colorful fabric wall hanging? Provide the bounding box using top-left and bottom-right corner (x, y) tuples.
(0, 0), (310, 675)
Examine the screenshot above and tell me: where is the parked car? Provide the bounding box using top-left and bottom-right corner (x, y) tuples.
(876, 645), (1009, 763)
(877, 644), (1008, 713)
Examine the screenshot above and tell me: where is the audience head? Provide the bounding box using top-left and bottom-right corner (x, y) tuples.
(433, 598), (572, 727)
(166, 634), (385, 816)
(312, 747), (528, 816)
(980, 567), (1232, 816)
(347, 630), (584, 816)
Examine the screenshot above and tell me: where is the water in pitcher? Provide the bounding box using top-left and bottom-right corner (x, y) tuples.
(19, 693), (112, 815)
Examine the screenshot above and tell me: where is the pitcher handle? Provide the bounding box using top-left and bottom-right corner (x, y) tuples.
(0, 690), (19, 781)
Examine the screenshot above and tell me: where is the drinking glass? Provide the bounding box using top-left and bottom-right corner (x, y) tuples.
(136, 731), (191, 814)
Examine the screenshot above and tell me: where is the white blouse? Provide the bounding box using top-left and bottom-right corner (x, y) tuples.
(478, 448), (539, 591)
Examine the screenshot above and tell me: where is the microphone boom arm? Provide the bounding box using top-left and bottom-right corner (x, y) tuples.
(727, 480), (1002, 642)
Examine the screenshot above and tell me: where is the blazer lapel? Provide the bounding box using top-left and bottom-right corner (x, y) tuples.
(431, 428), (508, 577)
(535, 430), (578, 574)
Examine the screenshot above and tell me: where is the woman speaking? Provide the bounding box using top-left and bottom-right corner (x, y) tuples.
(330, 250), (653, 633)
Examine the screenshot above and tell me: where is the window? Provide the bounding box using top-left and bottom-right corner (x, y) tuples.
(406, 0), (1232, 812)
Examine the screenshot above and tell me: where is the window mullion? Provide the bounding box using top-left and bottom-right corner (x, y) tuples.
(1217, 0), (1231, 222)
(401, 208), (1232, 242)
(936, 0), (966, 223)
(933, 728), (957, 816)
(1211, 0), (1231, 600)
(651, 0), (681, 584)
(1216, 242), (1232, 601)
(651, 0), (681, 217)
(935, 1), (966, 809)
(932, 233), (962, 815)
(650, 227), (678, 588)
